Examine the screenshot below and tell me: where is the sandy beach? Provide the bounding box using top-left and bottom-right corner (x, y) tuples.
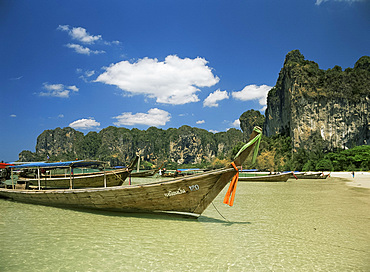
(328, 171), (370, 189)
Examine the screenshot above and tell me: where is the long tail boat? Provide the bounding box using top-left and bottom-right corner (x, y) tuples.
(0, 163), (13, 181)
(0, 127), (262, 218)
(130, 169), (157, 177)
(12, 157), (138, 189)
(130, 163), (164, 177)
(290, 172), (329, 180)
(238, 172), (291, 182)
(296, 172), (329, 179)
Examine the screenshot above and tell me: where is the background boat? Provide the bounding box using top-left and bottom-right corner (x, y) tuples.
(290, 172), (329, 179)
(238, 172), (290, 182)
(13, 157), (138, 189)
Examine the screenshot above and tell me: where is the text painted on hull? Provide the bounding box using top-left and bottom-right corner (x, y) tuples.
(164, 184), (199, 197)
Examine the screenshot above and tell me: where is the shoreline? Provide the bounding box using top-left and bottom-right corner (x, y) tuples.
(326, 171), (370, 189)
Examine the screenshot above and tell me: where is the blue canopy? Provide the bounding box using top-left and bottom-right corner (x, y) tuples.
(239, 169), (258, 172)
(177, 168), (202, 172)
(10, 160), (105, 169)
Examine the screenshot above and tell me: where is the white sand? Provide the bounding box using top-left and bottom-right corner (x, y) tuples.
(327, 172), (370, 189)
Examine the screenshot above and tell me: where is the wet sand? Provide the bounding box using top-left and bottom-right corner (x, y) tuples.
(328, 172), (370, 189)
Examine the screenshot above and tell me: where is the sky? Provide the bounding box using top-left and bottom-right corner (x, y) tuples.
(1, 0), (369, 162)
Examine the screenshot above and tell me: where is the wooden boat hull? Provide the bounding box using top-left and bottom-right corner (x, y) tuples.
(18, 168), (131, 189)
(292, 173), (329, 179)
(162, 172), (181, 178)
(130, 169), (157, 177)
(239, 172), (290, 182)
(298, 175), (328, 179)
(131, 162), (163, 177)
(0, 168), (235, 217)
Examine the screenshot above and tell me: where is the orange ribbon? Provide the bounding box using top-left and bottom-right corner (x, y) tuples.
(223, 162), (239, 207)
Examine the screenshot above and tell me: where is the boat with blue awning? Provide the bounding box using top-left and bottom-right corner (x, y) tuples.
(11, 157), (138, 189)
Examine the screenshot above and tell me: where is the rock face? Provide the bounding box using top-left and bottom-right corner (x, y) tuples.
(264, 50), (370, 151)
(36, 127), (84, 157)
(239, 110), (264, 139)
(20, 126), (243, 166)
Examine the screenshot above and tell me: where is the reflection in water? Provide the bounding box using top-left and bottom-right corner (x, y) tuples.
(0, 178), (369, 271)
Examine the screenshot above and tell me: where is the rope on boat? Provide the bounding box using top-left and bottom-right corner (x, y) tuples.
(211, 202), (229, 222)
(111, 170), (125, 184)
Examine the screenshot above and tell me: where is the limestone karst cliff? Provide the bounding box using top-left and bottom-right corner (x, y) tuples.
(263, 50), (370, 151)
(239, 109), (264, 138)
(19, 126), (243, 166)
(36, 127), (84, 158)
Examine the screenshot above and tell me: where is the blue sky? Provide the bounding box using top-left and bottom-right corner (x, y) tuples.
(1, 0), (369, 162)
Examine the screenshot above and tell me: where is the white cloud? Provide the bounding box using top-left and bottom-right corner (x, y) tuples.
(104, 40), (121, 46)
(95, 55), (219, 105)
(43, 83), (64, 91)
(196, 120), (205, 124)
(48, 114), (65, 120)
(232, 119), (240, 128)
(77, 69), (96, 82)
(315, 0), (364, 5)
(66, 43), (105, 55)
(209, 129), (219, 133)
(68, 85), (79, 92)
(39, 83), (79, 98)
(10, 114), (16, 118)
(10, 76), (23, 81)
(85, 70), (95, 77)
(57, 25), (69, 31)
(58, 25), (101, 44)
(113, 108), (171, 127)
(203, 89), (229, 107)
(57, 25), (121, 51)
(69, 118), (100, 130)
(232, 84), (272, 111)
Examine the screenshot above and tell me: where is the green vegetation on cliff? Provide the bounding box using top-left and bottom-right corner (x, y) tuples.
(265, 50), (369, 154)
(19, 124), (369, 171)
(243, 135), (370, 172)
(282, 50), (370, 100)
(19, 125), (243, 168)
(239, 109), (264, 138)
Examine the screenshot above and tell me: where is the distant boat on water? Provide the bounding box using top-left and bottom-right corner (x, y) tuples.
(130, 168), (159, 177)
(289, 172), (329, 179)
(238, 172), (291, 182)
(130, 162), (163, 177)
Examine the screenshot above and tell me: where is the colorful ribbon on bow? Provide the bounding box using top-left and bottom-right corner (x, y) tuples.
(224, 127), (262, 207)
(233, 127), (262, 163)
(223, 162), (239, 206)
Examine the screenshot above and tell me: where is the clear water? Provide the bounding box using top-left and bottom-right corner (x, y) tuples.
(1, 178), (369, 271)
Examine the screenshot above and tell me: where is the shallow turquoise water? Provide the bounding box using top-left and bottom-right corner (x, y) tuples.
(1, 178), (369, 271)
